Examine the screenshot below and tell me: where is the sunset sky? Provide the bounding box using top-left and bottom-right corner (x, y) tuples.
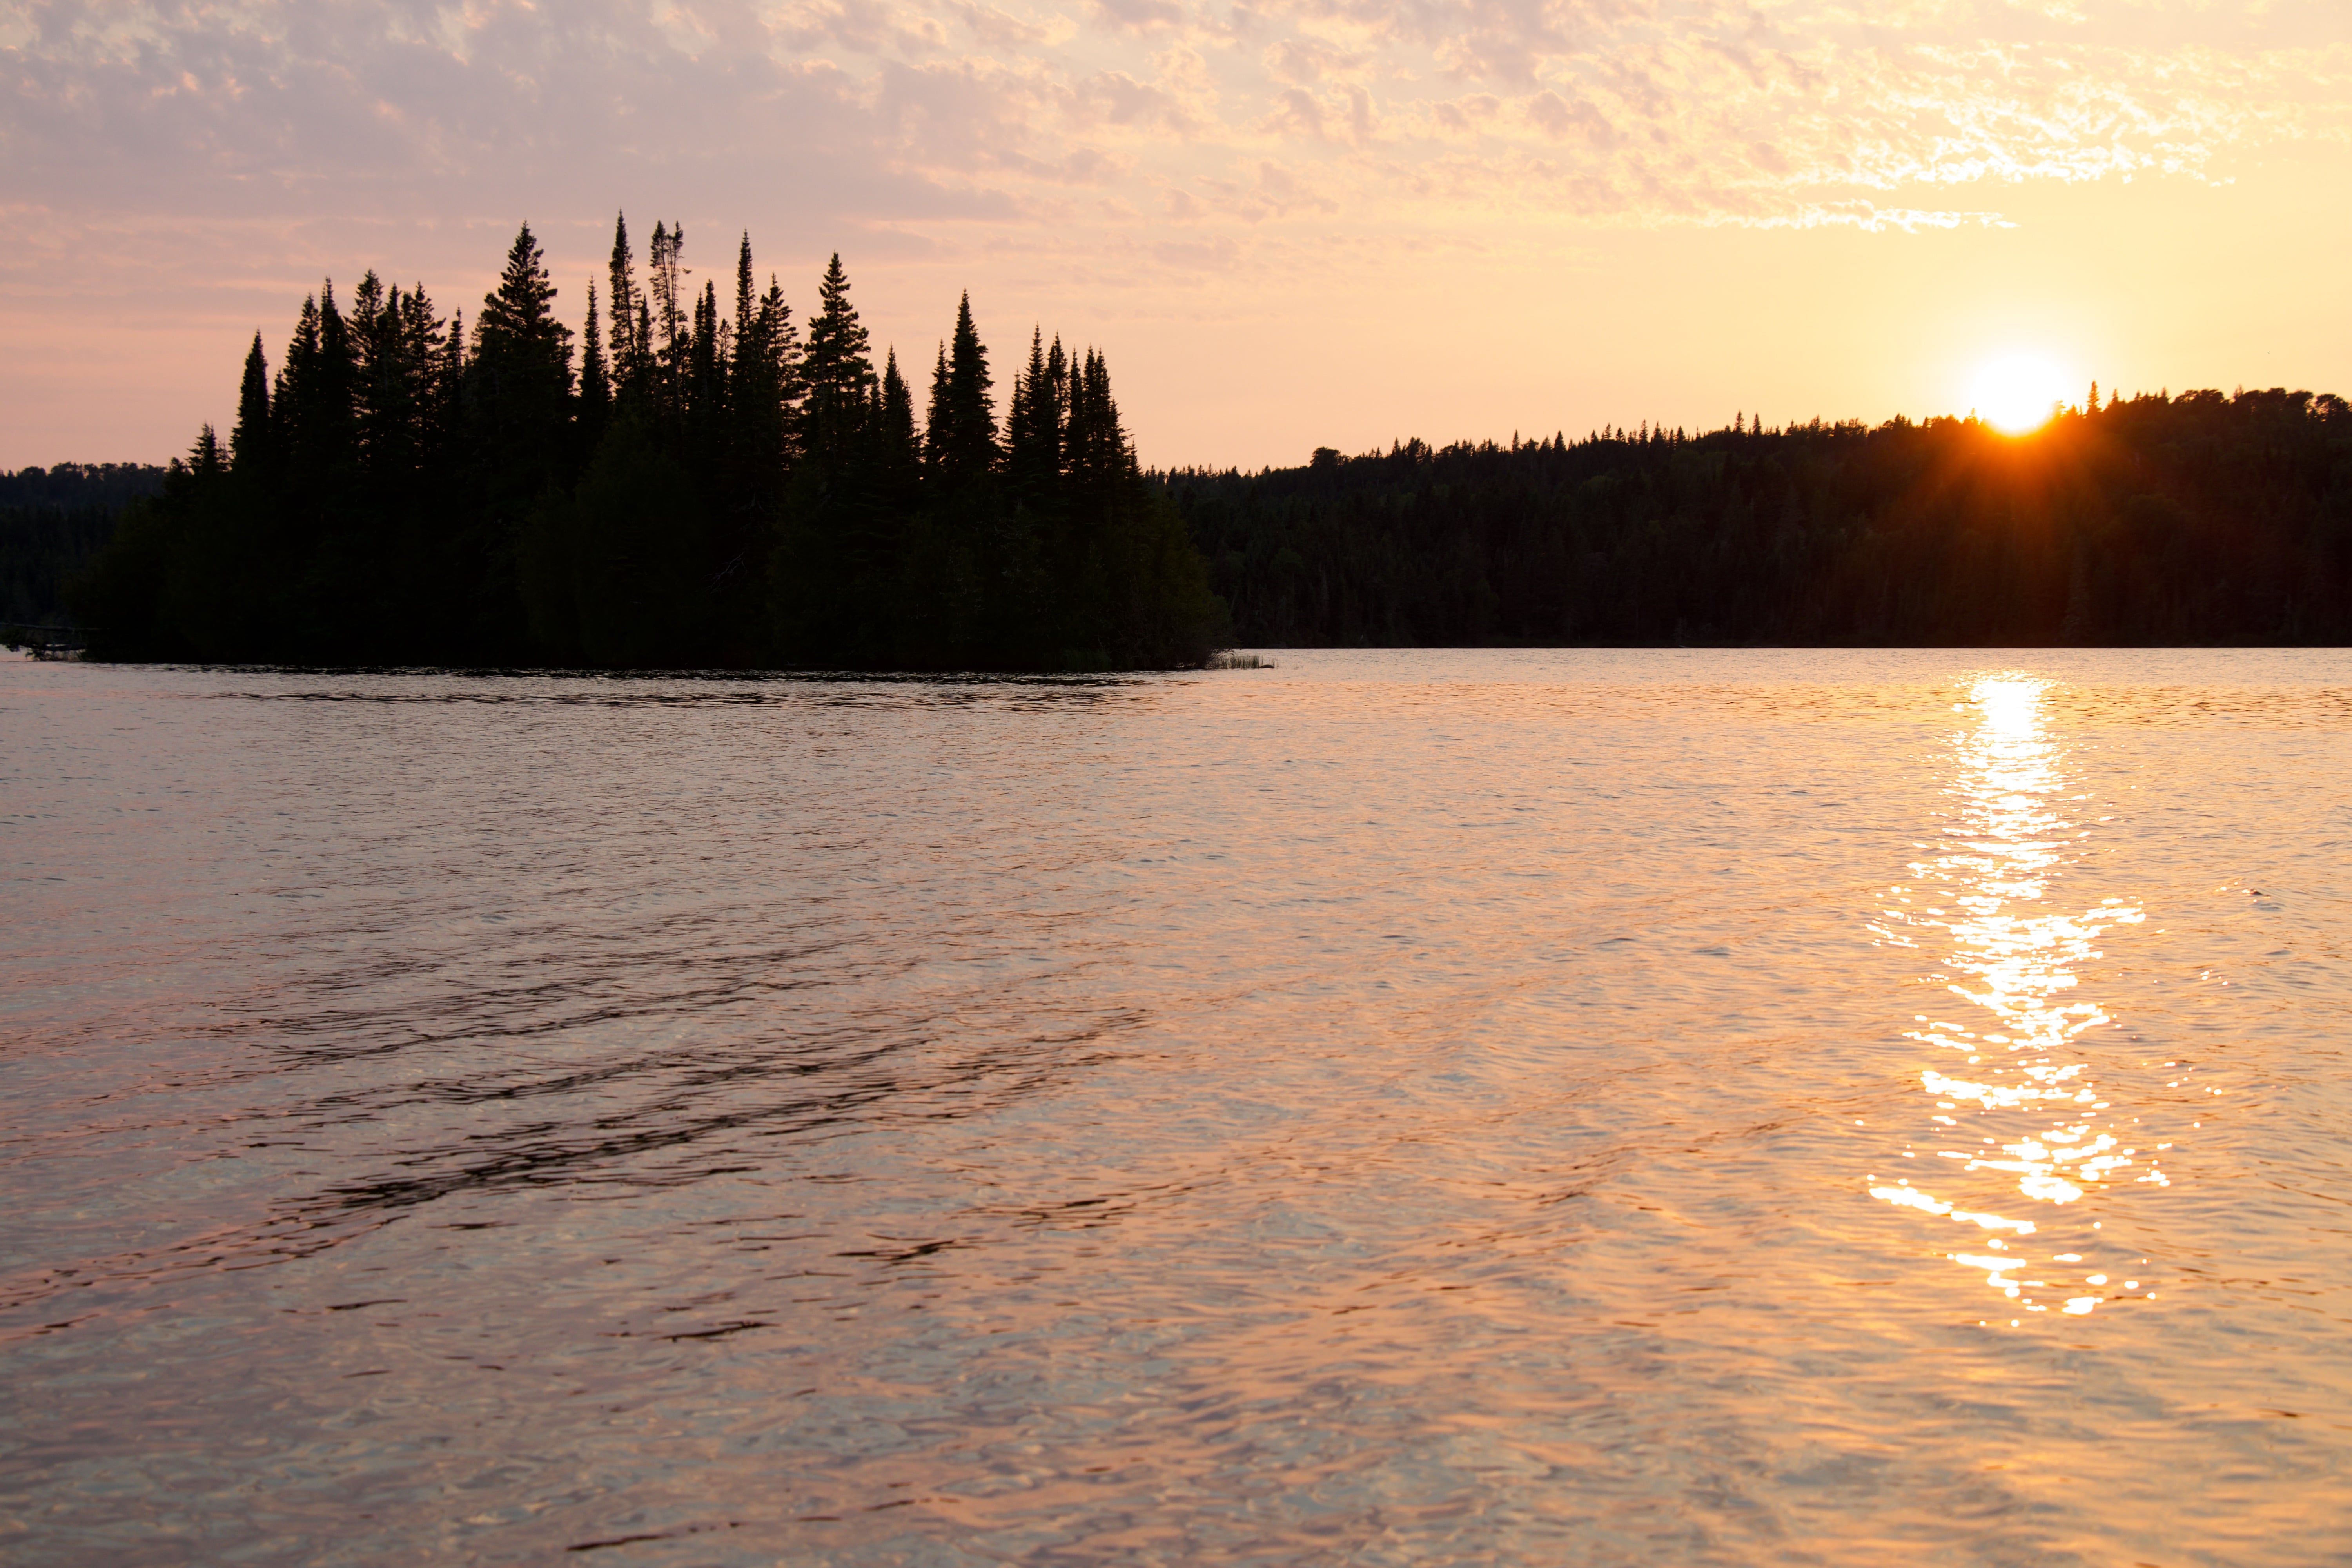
(4, 0), (2346, 471)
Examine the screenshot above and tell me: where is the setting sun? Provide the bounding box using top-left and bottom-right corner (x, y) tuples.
(1973, 355), (2073, 434)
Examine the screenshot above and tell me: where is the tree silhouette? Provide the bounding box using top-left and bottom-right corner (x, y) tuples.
(71, 219), (1230, 670)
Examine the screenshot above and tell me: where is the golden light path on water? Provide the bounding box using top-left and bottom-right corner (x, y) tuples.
(1871, 675), (2164, 1323)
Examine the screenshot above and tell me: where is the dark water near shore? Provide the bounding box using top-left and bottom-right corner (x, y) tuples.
(5, 648), (2351, 1565)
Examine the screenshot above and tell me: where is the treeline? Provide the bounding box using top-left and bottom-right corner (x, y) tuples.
(2, 464), (165, 628)
(1167, 390), (2352, 646)
(73, 221), (1225, 669)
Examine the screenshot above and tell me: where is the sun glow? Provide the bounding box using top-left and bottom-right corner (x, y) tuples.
(1971, 355), (2071, 434)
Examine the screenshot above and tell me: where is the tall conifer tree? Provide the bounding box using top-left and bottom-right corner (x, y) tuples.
(1046, 337), (1071, 494)
(607, 212), (648, 403)
(274, 291), (323, 479)
(471, 223), (575, 503)
(758, 277), (800, 417)
(648, 221), (686, 405)
(1005, 327), (1062, 498)
(924, 292), (998, 491)
(438, 305), (466, 452)
(691, 279), (722, 420)
(580, 279), (610, 437)
(873, 348), (920, 499)
(475, 225), (571, 391)
(723, 240), (792, 515)
(800, 254), (875, 473)
(352, 272), (414, 481)
(396, 285), (447, 465)
(733, 235), (757, 368)
(924, 343), (950, 470)
(1064, 347), (1136, 507)
(232, 333), (273, 471)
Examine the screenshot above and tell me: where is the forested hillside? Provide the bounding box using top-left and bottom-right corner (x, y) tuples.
(73, 221), (1224, 670)
(1167, 391), (2352, 646)
(1, 465), (165, 628)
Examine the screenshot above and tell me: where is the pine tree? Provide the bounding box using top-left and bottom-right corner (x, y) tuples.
(800, 254), (875, 472)
(352, 271), (413, 481)
(648, 221), (686, 407)
(1065, 347), (1136, 501)
(873, 347), (920, 499)
(397, 284), (448, 466)
(474, 224), (573, 413)
(924, 342), (950, 471)
(1005, 327), (1063, 500)
(191, 424), (225, 478)
(634, 298), (654, 407)
(691, 279), (722, 422)
(300, 279), (360, 483)
(471, 223), (575, 516)
(231, 333), (273, 471)
(925, 292), (999, 491)
(607, 212), (648, 403)
(316, 280), (358, 448)
(1005, 331), (1037, 483)
(581, 279), (610, 436)
(729, 256), (795, 432)
(1047, 337), (1071, 483)
(733, 234), (757, 373)
(274, 287), (352, 485)
(753, 274), (800, 423)
(350, 271), (387, 339)
(477, 225), (570, 379)
(725, 239), (794, 515)
(438, 305), (466, 457)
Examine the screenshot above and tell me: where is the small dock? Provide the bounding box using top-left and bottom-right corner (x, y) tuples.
(2, 623), (91, 659)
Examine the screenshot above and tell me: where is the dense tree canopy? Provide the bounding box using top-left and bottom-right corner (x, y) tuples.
(1168, 392), (2352, 646)
(0, 464), (165, 630)
(73, 220), (1227, 670)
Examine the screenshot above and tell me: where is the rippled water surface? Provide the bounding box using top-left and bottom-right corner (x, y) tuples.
(6, 648), (2352, 1565)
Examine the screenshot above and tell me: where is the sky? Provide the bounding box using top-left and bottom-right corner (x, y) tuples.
(3, 0), (2347, 471)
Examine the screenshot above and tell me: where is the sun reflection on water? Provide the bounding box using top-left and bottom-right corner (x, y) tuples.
(1870, 675), (2160, 1321)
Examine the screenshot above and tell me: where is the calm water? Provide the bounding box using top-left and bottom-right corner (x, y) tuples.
(4, 648), (2350, 1565)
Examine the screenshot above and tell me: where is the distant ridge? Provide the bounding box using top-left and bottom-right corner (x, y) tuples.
(1163, 390), (2352, 647)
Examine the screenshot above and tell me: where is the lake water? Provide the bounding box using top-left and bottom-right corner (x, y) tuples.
(5, 648), (2350, 1565)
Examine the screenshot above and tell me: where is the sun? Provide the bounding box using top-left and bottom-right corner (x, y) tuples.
(1971, 354), (2071, 434)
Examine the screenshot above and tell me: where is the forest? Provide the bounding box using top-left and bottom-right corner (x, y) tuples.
(2, 464), (164, 632)
(1166, 389), (2352, 646)
(45, 223), (2352, 663)
(71, 221), (1226, 669)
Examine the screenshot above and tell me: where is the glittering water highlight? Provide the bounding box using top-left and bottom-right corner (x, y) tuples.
(1871, 674), (2164, 1323)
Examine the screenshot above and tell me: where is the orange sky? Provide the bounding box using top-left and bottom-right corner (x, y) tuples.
(4, 0), (2346, 471)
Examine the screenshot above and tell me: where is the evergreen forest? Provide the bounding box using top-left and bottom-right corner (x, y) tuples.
(2, 464), (165, 630)
(72, 221), (1227, 669)
(44, 227), (2352, 663)
(1169, 390), (2352, 646)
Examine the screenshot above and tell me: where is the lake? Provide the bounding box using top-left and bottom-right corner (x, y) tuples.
(4, 648), (2349, 1564)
